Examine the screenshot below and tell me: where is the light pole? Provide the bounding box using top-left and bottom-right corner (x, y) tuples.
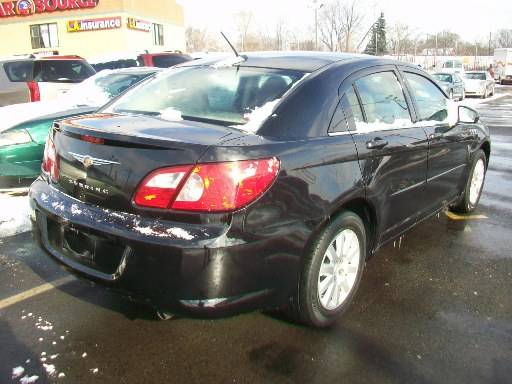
(312, 0), (324, 51)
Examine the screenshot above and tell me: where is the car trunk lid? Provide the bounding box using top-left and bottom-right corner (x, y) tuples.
(52, 113), (241, 212)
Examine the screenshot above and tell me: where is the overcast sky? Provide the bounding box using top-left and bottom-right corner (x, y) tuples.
(179, 0), (512, 43)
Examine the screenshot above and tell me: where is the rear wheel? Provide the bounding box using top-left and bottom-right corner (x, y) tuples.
(460, 89), (465, 101)
(290, 211), (366, 328)
(449, 90), (454, 100)
(451, 150), (487, 213)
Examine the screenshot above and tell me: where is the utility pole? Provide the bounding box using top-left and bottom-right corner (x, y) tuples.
(488, 32), (492, 56)
(312, 0), (324, 51)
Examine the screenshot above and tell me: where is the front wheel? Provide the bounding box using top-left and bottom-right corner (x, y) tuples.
(460, 89), (465, 101)
(290, 211), (366, 328)
(449, 90), (454, 100)
(451, 150), (487, 213)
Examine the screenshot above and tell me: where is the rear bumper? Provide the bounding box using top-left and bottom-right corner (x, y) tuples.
(29, 179), (303, 317)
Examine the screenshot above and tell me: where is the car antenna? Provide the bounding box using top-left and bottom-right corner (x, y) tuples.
(221, 31), (240, 57)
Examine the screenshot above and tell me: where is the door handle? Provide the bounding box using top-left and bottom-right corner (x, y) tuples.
(366, 137), (388, 150)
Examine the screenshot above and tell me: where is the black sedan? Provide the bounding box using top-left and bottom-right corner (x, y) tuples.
(29, 52), (490, 327)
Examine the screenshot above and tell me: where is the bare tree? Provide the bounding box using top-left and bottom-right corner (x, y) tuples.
(319, 2), (344, 51)
(319, 0), (365, 52)
(185, 27), (221, 52)
(235, 11), (253, 51)
(340, 0), (364, 52)
(496, 29), (512, 48)
(389, 22), (411, 58)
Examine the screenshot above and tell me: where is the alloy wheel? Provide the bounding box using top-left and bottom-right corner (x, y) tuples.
(469, 158), (485, 206)
(317, 229), (360, 311)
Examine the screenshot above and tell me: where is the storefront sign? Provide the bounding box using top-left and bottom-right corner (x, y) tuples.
(127, 17), (151, 32)
(66, 16), (121, 32)
(0, 0), (98, 18)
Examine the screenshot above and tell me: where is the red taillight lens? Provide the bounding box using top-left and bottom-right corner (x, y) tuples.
(133, 158), (280, 212)
(27, 81), (40, 102)
(42, 137), (59, 182)
(134, 165), (192, 209)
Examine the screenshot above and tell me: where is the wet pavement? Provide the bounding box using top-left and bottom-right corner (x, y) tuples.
(1, 88), (511, 384)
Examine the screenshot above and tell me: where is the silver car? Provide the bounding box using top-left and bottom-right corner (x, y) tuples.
(431, 72), (465, 100)
(464, 71), (495, 98)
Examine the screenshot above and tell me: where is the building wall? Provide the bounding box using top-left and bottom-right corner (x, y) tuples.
(0, 0), (185, 59)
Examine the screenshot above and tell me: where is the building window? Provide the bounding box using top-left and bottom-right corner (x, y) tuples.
(30, 23), (59, 49)
(152, 23), (164, 46)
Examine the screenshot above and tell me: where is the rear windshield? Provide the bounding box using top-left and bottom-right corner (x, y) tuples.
(432, 74), (453, 82)
(3, 60), (34, 82)
(104, 66), (305, 129)
(33, 60), (96, 83)
(465, 73), (486, 80)
(150, 54), (192, 68)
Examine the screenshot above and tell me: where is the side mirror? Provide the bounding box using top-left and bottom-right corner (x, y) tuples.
(458, 106), (479, 124)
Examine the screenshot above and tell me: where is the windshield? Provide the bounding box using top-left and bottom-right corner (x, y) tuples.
(465, 73), (486, 80)
(103, 66), (305, 129)
(433, 74), (453, 82)
(63, 71), (155, 107)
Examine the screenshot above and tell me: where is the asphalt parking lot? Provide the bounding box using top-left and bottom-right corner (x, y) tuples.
(1, 87), (511, 384)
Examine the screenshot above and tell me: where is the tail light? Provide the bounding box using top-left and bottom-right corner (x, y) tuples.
(134, 158), (280, 212)
(27, 81), (40, 102)
(42, 136), (59, 182)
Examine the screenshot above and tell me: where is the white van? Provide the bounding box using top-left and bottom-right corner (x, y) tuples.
(438, 59), (465, 74)
(494, 48), (512, 84)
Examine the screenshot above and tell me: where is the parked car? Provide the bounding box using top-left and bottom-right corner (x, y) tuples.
(0, 67), (160, 181)
(29, 53), (490, 327)
(137, 52), (192, 68)
(0, 55), (96, 107)
(432, 72), (465, 100)
(463, 71), (496, 98)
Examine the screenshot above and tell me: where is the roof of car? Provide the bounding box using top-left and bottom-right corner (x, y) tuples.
(182, 51), (376, 72)
(465, 70), (486, 73)
(105, 66), (164, 74)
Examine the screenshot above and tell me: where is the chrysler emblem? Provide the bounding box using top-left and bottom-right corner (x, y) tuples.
(82, 156), (94, 169)
(69, 152), (120, 168)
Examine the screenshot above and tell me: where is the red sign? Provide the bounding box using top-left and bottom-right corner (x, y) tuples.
(0, 0), (98, 18)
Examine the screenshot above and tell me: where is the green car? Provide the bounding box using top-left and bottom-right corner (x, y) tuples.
(0, 109), (95, 180)
(0, 67), (160, 185)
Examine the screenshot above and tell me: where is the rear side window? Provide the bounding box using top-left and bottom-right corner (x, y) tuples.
(33, 60), (95, 83)
(404, 72), (448, 123)
(354, 71), (412, 130)
(3, 61), (34, 82)
(151, 55), (191, 68)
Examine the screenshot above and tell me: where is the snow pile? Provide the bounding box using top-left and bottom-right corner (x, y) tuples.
(20, 375), (39, 384)
(12, 366), (25, 379)
(233, 99), (280, 133)
(0, 195), (31, 238)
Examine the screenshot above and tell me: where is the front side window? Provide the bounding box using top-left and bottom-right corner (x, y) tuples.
(152, 23), (164, 46)
(353, 71), (411, 131)
(103, 66), (304, 131)
(30, 23), (58, 49)
(404, 72), (449, 123)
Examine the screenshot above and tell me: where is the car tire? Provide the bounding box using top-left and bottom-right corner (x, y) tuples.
(451, 149), (487, 214)
(460, 89), (465, 101)
(289, 211), (366, 328)
(449, 90), (453, 100)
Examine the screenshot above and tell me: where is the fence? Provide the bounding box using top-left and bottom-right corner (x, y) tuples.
(387, 55), (494, 71)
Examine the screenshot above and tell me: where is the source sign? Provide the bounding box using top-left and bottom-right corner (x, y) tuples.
(0, 0), (98, 17)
